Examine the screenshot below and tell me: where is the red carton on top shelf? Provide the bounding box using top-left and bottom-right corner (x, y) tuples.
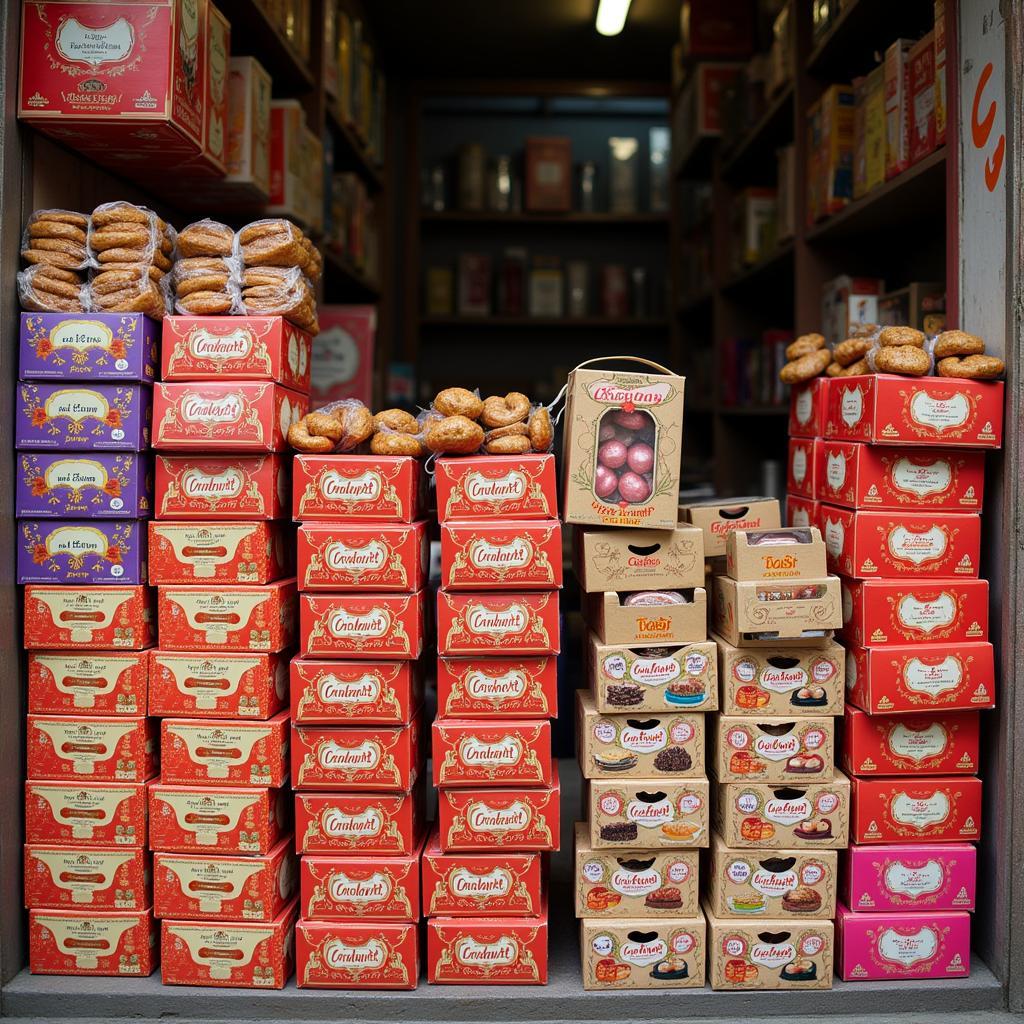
(291, 658), (423, 725)
(297, 522), (428, 592)
(27, 715), (156, 783)
(787, 438), (821, 500)
(155, 455), (290, 521)
(300, 592), (425, 660)
(907, 32), (937, 164)
(440, 520), (563, 591)
(295, 919), (419, 989)
(148, 650), (288, 719)
(427, 908), (548, 985)
(300, 848), (422, 921)
(295, 786), (424, 855)
(293, 455), (423, 523)
(24, 584), (153, 650)
(29, 907), (156, 978)
(435, 454), (558, 522)
(437, 591), (560, 656)
(789, 378), (829, 438)
(850, 776), (982, 843)
(787, 494), (822, 531)
(25, 780), (148, 847)
(436, 656), (558, 719)
(432, 719), (552, 788)
(842, 706), (979, 776)
(28, 651), (148, 715)
(162, 316), (313, 392)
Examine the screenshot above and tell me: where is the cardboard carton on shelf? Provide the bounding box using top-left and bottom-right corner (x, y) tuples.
(440, 519), (562, 591)
(589, 777), (710, 850)
(435, 655), (558, 719)
(679, 496), (780, 558)
(725, 527), (828, 582)
(786, 494), (822, 531)
(29, 907), (156, 978)
(26, 715), (156, 783)
(787, 437), (822, 500)
(297, 521), (428, 592)
(155, 454), (290, 521)
(300, 590), (425, 660)
(25, 779), (148, 847)
(850, 775), (981, 844)
(574, 524), (704, 593)
(28, 650), (149, 716)
(292, 454), (425, 523)
(432, 718), (552, 789)
(711, 714), (835, 784)
(16, 382), (151, 452)
(17, 518), (147, 587)
(434, 454), (558, 522)
(148, 520), (289, 585)
(291, 657), (423, 725)
(584, 589), (707, 647)
(295, 919), (419, 989)
(24, 844), (150, 910)
(841, 706), (979, 776)
(437, 590), (559, 657)
(24, 584), (154, 650)
(789, 379), (829, 439)
(300, 845), (421, 921)
(148, 650), (288, 719)
(295, 784), (424, 856)
(712, 574), (841, 648)
(223, 56), (272, 202)
(843, 842), (976, 912)
(426, 907), (548, 984)
(17, 452), (152, 520)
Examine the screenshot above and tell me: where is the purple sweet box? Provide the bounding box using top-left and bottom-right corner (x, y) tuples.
(17, 453), (152, 519)
(19, 313), (159, 382)
(17, 519), (147, 585)
(16, 383), (151, 451)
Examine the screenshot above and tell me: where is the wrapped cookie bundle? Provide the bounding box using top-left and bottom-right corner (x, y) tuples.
(422, 387), (553, 457)
(17, 210), (90, 313)
(171, 220), (239, 316)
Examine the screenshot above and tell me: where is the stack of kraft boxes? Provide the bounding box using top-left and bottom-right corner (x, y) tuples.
(18, 311), (158, 978)
(429, 453), (562, 985)
(147, 315), (310, 989)
(289, 452), (428, 990)
(809, 371), (1004, 982)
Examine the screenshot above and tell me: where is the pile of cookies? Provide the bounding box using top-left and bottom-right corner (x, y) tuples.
(172, 219), (238, 315)
(17, 210), (91, 313)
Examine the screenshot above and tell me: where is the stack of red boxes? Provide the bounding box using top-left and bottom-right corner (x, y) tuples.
(428, 454), (562, 985)
(289, 452), (427, 990)
(791, 371), (1005, 982)
(148, 315), (310, 988)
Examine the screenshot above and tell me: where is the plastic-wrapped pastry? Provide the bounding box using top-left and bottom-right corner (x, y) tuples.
(17, 264), (87, 312)
(21, 209), (90, 270)
(623, 591), (688, 607)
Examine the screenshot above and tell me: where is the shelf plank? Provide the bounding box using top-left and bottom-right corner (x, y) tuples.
(720, 83), (795, 183)
(322, 249), (380, 299)
(420, 211), (669, 226)
(212, 0), (314, 93)
(421, 315), (669, 329)
(720, 241), (795, 295)
(326, 103), (384, 191)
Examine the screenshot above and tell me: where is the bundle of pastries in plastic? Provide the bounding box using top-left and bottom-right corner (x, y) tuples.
(779, 325), (1005, 383)
(286, 387), (554, 457)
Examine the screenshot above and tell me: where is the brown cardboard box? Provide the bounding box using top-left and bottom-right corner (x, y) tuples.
(679, 497), (780, 558)
(706, 833), (837, 919)
(585, 590), (707, 646)
(574, 822), (699, 918)
(712, 575), (841, 647)
(580, 912), (706, 989)
(525, 137), (571, 212)
(725, 528), (827, 582)
(589, 633), (718, 714)
(577, 691), (705, 779)
(714, 773), (850, 849)
(589, 777), (710, 849)
(575, 525), (705, 593)
(711, 715), (835, 783)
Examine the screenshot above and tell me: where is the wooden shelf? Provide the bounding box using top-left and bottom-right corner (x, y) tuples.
(677, 290), (714, 315)
(322, 249), (380, 299)
(326, 103), (384, 191)
(421, 315), (669, 329)
(420, 210), (669, 225)
(213, 0), (314, 93)
(718, 405), (788, 417)
(673, 135), (717, 181)
(720, 83), (794, 183)
(720, 242), (796, 295)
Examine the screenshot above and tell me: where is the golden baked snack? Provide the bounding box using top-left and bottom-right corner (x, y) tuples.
(370, 432), (425, 456)
(484, 422), (529, 442)
(374, 408), (420, 434)
(287, 419), (336, 453)
(878, 325), (925, 348)
(434, 387), (484, 419)
(425, 415), (485, 454)
(238, 218), (306, 268)
(933, 330), (986, 359)
(28, 220), (86, 245)
(785, 333), (825, 360)
(528, 406), (553, 451)
(874, 345), (931, 376)
(485, 434), (531, 455)
(481, 392), (531, 427)
(833, 337), (872, 367)
(91, 203), (157, 228)
(177, 219), (234, 257)
(779, 348), (832, 384)
(18, 264), (86, 313)
(839, 358), (870, 376)
(936, 354), (1005, 379)
(825, 362), (844, 377)
(175, 291), (234, 315)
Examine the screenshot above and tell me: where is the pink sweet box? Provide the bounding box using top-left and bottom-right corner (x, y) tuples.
(843, 842), (976, 913)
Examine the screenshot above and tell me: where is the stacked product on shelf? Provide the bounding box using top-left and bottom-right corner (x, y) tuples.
(149, 312), (311, 988)
(289, 450), (428, 989)
(18, 305), (159, 978)
(429, 452), (562, 985)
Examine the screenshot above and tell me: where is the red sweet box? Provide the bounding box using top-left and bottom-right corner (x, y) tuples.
(25, 844), (150, 910)
(291, 658), (423, 725)
(160, 711), (290, 788)
(841, 707), (980, 777)
(162, 316), (313, 392)
(787, 438), (821, 500)
(24, 585), (154, 650)
(25, 780), (148, 847)
(148, 520), (289, 585)
(293, 455), (423, 523)
(822, 507), (981, 579)
(300, 847), (421, 921)
(300, 592), (425, 660)
(789, 379), (829, 439)
(432, 719), (552, 788)
(295, 786), (423, 855)
(826, 374), (1004, 448)
(850, 776), (982, 843)
(27, 715), (156, 783)
(297, 521), (428, 592)
(291, 717), (422, 792)
(846, 642), (995, 715)
(157, 578), (297, 652)
(28, 651), (148, 715)
(440, 520), (563, 591)
(155, 455), (289, 521)
(435, 454), (558, 522)
(787, 495), (822, 531)
(296, 920), (419, 989)
(29, 907), (156, 978)
(148, 650), (288, 719)
(437, 591), (560, 656)
(426, 907), (548, 985)
(816, 440), (985, 511)
(436, 656), (558, 718)
(152, 382), (307, 452)
(840, 577), (990, 647)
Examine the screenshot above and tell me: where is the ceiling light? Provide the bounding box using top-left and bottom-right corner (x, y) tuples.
(595, 0), (632, 36)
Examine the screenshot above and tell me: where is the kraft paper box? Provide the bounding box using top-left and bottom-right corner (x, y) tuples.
(24, 844), (150, 910)
(712, 715), (834, 784)
(580, 913), (706, 990)
(19, 312), (158, 382)
(424, 828), (543, 917)
(435, 454), (557, 522)
(843, 842), (977, 912)
(17, 382), (150, 451)
(161, 899), (297, 988)
(25, 780), (148, 847)
(725, 528), (827, 582)
(18, 518), (146, 586)
(585, 589), (707, 646)
(295, 784), (424, 855)
(437, 591), (559, 656)
(162, 316), (313, 391)
(29, 907), (156, 978)
(436, 656), (557, 719)
(575, 524), (704, 593)
(589, 634), (718, 713)
(707, 833), (838, 919)
(789, 379), (829, 438)
(842, 707), (979, 777)
(153, 838), (296, 922)
(300, 846), (422, 921)
(562, 364), (685, 530)
(298, 521), (428, 592)
(705, 906), (833, 989)
(296, 919), (419, 989)
(18, 452), (151, 519)
(293, 454), (424, 523)
(787, 438), (821, 500)
(816, 440), (985, 511)
(149, 783), (287, 855)
(845, 641), (995, 714)
(155, 454), (289, 520)
(712, 575), (841, 647)
(149, 520), (289, 585)
(24, 584), (154, 650)
(577, 691), (705, 779)
(715, 635), (845, 716)
(826, 374), (1004, 448)
(714, 773), (851, 849)
(149, 650), (287, 719)
(840, 576), (989, 647)
(29, 650), (149, 715)
(27, 715), (156, 783)
(836, 905), (971, 981)
(198, 1), (229, 175)
(152, 381), (307, 452)
(850, 776), (982, 844)
(441, 519), (562, 591)
(589, 777), (710, 849)
(291, 658), (423, 725)
(679, 497), (780, 558)
(786, 494), (821, 531)
(225, 57), (272, 200)
(574, 822), (699, 918)
(433, 719), (552, 789)
(427, 908), (548, 984)
(300, 591), (425, 659)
